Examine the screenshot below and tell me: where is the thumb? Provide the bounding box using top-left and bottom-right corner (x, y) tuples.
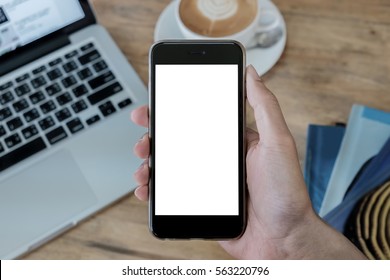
(246, 65), (292, 145)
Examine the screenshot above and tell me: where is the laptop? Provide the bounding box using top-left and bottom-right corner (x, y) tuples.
(0, 0), (147, 259)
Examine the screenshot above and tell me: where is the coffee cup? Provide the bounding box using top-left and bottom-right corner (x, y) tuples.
(175, 0), (280, 48)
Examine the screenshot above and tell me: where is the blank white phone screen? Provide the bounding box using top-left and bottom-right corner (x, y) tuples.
(155, 64), (239, 215)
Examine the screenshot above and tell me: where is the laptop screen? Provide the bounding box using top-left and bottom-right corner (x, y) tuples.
(0, 0), (85, 57)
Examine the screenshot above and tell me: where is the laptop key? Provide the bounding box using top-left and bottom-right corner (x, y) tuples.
(47, 68), (63, 80)
(49, 58), (62, 67)
(118, 98), (132, 109)
(46, 126), (68, 145)
(67, 118), (84, 134)
(29, 90), (45, 104)
(80, 42), (94, 52)
(63, 61), (78, 73)
(22, 125), (39, 140)
(5, 133), (21, 149)
(45, 83), (61, 96)
(72, 84), (89, 98)
(0, 137), (47, 172)
(31, 76), (47, 89)
(55, 108), (72, 122)
(7, 117), (23, 131)
(40, 100), (56, 114)
(56, 92), (73, 105)
(16, 73), (30, 83)
(13, 98), (29, 112)
(62, 75), (77, 88)
(71, 100), (88, 113)
(86, 115), (101, 125)
(93, 60), (108, 73)
(0, 125), (5, 137)
(32, 65), (46, 75)
(88, 71), (115, 90)
(15, 83), (31, 96)
(78, 49), (100, 65)
(77, 67), (93, 80)
(0, 91), (14, 105)
(65, 50), (78, 59)
(39, 116), (55, 131)
(0, 107), (12, 121)
(0, 81), (13, 91)
(87, 82), (123, 105)
(99, 101), (116, 117)
(24, 108), (40, 122)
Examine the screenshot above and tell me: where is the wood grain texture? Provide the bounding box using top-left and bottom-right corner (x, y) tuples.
(24, 0), (390, 259)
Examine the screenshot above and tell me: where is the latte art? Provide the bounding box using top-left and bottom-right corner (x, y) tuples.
(197, 0), (238, 20)
(179, 0), (258, 37)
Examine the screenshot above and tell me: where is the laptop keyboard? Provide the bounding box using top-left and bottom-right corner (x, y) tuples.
(0, 41), (132, 172)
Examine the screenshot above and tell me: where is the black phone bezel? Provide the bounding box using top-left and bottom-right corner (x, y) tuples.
(149, 41), (246, 239)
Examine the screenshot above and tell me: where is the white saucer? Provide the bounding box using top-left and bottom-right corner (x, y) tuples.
(154, 0), (287, 76)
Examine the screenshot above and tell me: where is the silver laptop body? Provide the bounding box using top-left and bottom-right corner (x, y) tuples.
(0, 0), (147, 259)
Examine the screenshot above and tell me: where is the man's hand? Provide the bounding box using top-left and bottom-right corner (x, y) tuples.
(131, 65), (366, 260)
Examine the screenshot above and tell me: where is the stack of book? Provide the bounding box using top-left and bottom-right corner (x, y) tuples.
(304, 105), (390, 259)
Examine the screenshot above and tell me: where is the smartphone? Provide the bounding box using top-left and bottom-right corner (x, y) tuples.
(149, 40), (246, 239)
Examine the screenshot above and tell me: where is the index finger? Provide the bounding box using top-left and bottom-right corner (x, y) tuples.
(246, 65), (292, 144)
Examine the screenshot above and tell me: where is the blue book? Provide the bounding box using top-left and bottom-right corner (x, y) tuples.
(324, 136), (390, 232)
(320, 105), (390, 216)
(304, 125), (345, 213)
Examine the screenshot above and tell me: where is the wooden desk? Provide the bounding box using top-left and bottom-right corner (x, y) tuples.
(24, 0), (390, 259)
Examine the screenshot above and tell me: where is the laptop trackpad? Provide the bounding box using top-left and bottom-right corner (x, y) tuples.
(0, 150), (97, 257)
